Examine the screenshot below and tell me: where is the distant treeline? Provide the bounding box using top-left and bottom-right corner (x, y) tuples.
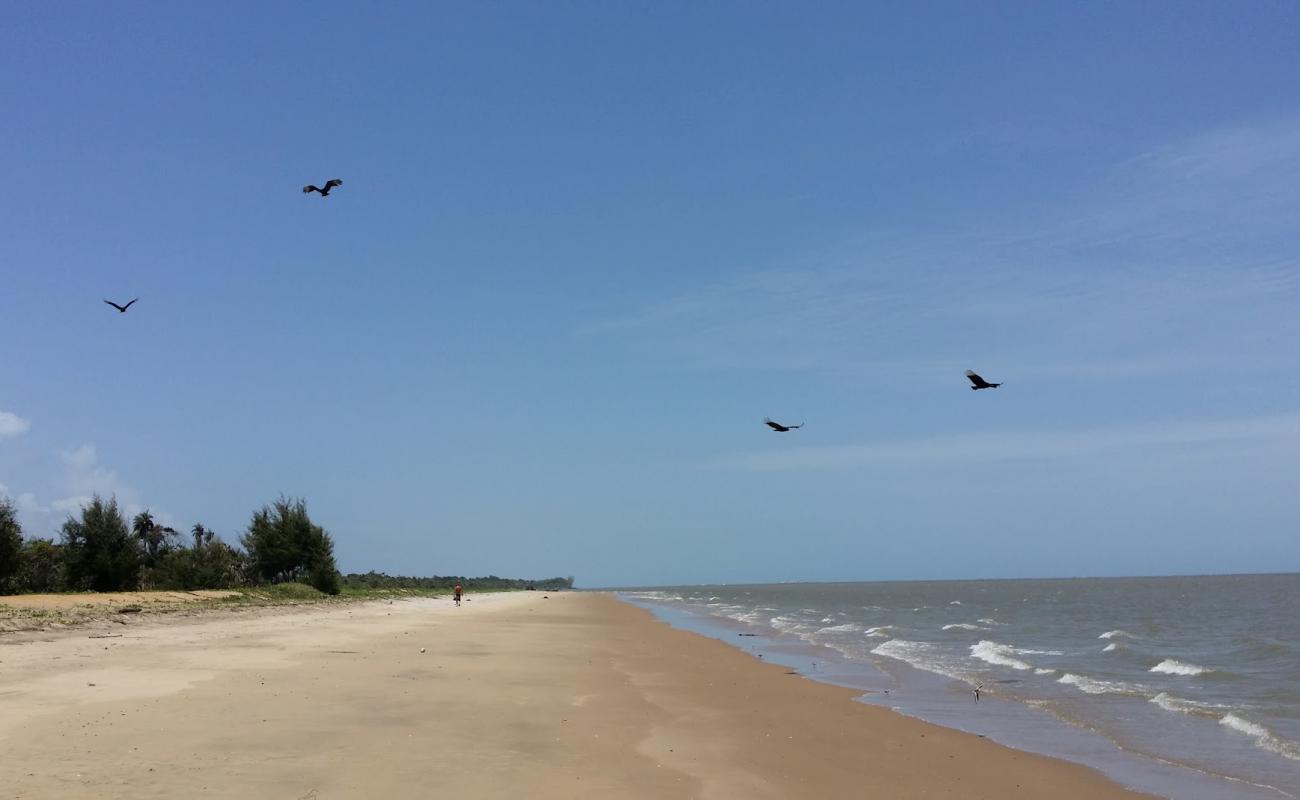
(1, 495), (572, 597)
(0, 495), (341, 596)
(342, 572), (574, 591)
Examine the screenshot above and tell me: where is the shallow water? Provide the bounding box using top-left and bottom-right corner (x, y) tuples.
(620, 574), (1300, 800)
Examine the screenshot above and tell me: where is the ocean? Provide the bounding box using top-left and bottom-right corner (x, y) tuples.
(621, 574), (1300, 799)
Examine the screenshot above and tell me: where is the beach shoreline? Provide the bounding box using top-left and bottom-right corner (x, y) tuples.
(1, 590), (1151, 798)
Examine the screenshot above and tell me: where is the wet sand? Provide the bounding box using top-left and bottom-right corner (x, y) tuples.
(0, 591), (1152, 799)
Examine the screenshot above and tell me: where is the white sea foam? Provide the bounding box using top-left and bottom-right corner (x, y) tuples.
(1102, 642), (1120, 652)
(1098, 629), (1137, 640)
(1011, 647), (1063, 655)
(1220, 715), (1300, 762)
(864, 626), (894, 638)
(1150, 658), (1212, 676)
(949, 600), (963, 605)
(871, 639), (965, 679)
(816, 623), (863, 634)
(770, 615), (815, 634)
(1149, 692), (1220, 717)
(976, 618), (1004, 626)
(942, 623), (985, 631)
(1058, 672), (1144, 696)
(969, 640), (1033, 671)
(1035, 668), (1057, 675)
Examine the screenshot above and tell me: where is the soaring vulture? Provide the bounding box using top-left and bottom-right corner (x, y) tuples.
(965, 370), (1002, 390)
(763, 418), (804, 432)
(303, 179), (343, 196)
(104, 298), (139, 313)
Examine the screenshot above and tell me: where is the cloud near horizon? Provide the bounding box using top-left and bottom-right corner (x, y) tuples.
(1, 444), (172, 536)
(0, 410), (32, 439)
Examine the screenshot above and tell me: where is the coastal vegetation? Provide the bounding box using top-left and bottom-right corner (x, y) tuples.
(0, 495), (569, 597)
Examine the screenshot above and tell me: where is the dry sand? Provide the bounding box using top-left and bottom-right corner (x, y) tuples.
(0, 591), (1152, 799)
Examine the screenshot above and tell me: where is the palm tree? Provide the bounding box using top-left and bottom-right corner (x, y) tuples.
(191, 523), (215, 549)
(133, 510), (175, 566)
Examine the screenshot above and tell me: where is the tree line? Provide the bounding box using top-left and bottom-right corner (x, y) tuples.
(0, 495), (573, 597)
(0, 495), (341, 595)
(342, 572), (574, 591)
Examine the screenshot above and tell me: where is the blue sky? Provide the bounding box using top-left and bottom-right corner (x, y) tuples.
(2, 2), (1298, 586)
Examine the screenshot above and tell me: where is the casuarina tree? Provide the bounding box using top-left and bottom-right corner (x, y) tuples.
(240, 497), (340, 595)
(61, 496), (142, 591)
(0, 497), (23, 593)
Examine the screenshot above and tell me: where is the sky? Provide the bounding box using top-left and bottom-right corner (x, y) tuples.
(2, 2), (1298, 587)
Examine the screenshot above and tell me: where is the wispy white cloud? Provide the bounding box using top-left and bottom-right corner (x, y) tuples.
(2, 444), (174, 536)
(0, 410), (31, 439)
(585, 117), (1300, 380)
(710, 413), (1300, 472)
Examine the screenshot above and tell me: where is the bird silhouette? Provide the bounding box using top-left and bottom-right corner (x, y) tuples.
(103, 298), (139, 314)
(764, 418), (804, 432)
(966, 370), (1002, 390)
(302, 179), (343, 197)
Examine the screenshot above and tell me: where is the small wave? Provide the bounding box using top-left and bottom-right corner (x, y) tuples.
(1098, 629), (1137, 640)
(1150, 658), (1213, 677)
(769, 614), (815, 633)
(1150, 692), (1221, 718)
(1058, 672), (1145, 696)
(1034, 668), (1057, 675)
(1011, 647), (1063, 655)
(970, 640), (1033, 671)
(976, 618), (1004, 626)
(1220, 714), (1300, 762)
(949, 600), (962, 605)
(942, 623), (985, 631)
(816, 623), (863, 634)
(864, 625), (894, 638)
(871, 638), (964, 679)
(622, 591), (682, 602)
(1102, 642), (1120, 653)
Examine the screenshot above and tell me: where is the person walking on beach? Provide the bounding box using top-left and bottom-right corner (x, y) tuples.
(973, 684), (982, 703)
(453, 583), (463, 607)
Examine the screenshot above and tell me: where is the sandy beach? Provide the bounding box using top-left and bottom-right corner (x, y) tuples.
(0, 591), (1152, 799)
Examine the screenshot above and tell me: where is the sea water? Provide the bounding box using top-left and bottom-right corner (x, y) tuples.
(620, 574), (1300, 799)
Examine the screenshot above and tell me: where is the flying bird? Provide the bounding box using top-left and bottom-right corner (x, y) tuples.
(965, 370), (1002, 390)
(103, 298), (139, 314)
(763, 418), (804, 432)
(302, 179), (343, 197)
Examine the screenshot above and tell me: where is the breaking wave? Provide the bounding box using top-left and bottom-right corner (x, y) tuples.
(871, 638), (965, 679)
(1149, 658), (1212, 676)
(1220, 714), (1300, 762)
(1098, 629), (1138, 640)
(969, 640), (1034, 671)
(1058, 672), (1146, 696)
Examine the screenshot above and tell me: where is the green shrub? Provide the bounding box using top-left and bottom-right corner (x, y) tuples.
(0, 498), (21, 593)
(240, 497), (341, 595)
(14, 539), (66, 593)
(60, 496), (142, 591)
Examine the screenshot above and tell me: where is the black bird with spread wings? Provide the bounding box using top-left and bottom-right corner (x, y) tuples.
(103, 298), (139, 314)
(965, 370), (1002, 390)
(764, 418), (804, 432)
(303, 179), (343, 197)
